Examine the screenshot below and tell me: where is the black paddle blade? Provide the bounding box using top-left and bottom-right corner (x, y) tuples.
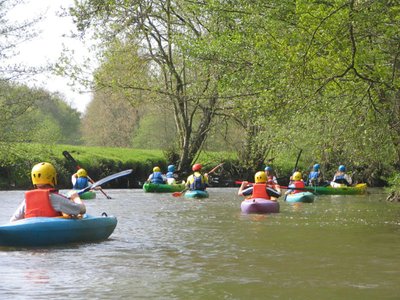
(62, 151), (78, 165)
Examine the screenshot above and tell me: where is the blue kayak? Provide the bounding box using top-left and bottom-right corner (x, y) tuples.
(185, 190), (209, 198)
(0, 214), (117, 247)
(285, 192), (315, 203)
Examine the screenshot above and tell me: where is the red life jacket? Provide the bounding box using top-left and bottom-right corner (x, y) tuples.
(252, 183), (271, 200)
(25, 189), (62, 218)
(291, 181), (305, 194)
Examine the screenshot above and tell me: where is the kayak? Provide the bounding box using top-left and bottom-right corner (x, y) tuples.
(0, 214), (117, 247)
(66, 190), (96, 200)
(143, 182), (186, 193)
(184, 190), (209, 198)
(241, 198), (280, 214)
(304, 183), (367, 195)
(285, 192), (315, 203)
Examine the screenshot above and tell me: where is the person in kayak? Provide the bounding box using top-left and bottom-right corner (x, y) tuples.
(285, 171), (305, 195)
(238, 171), (281, 201)
(264, 166), (278, 185)
(331, 165), (352, 187)
(307, 163), (324, 186)
(10, 162), (86, 222)
(166, 164), (178, 185)
(147, 166), (166, 184)
(186, 163), (208, 191)
(71, 168), (90, 189)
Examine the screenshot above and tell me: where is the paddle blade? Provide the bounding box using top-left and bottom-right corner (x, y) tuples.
(172, 191), (184, 197)
(77, 169), (133, 195)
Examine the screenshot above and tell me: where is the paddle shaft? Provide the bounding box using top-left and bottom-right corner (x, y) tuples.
(63, 151), (112, 199)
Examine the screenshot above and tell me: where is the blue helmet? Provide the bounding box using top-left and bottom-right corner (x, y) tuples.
(167, 165), (175, 172)
(313, 164), (320, 171)
(264, 166), (272, 172)
(338, 165), (346, 172)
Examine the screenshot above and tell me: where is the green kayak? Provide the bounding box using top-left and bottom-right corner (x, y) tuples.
(143, 182), (186, 193)
(66, 190), (97, 200)
(304, 183), (367, 195)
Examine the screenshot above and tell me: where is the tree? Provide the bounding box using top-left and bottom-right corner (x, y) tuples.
(69, 0), (232, 171)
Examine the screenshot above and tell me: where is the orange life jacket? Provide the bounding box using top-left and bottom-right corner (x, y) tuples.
(25, 189), (62, 218)
(291, 181), (305, 194)
(251, 183), (271, 200)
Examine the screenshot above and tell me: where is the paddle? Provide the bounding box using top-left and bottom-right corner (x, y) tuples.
(63, 151), (112, 199)
(285, 149), (303, 201)
(76, 169), (133, 196)
(172, 163), (224, 197)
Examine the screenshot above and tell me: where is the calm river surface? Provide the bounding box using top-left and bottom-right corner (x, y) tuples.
(0, 188), (399, 299)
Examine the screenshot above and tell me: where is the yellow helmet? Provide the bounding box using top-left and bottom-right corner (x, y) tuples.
(31, 162), (57, 187)
(77, 168), (87, 177)
(254, 171), (267, 183)
(153, 166), (161, 172)
(292, 171), (302, 181)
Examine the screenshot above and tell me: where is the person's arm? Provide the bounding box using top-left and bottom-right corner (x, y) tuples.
(345, 174), (353, 185)
(71, 173), (77, 186)
(50, 193), (86, 216)
(9, 200), (26, 222)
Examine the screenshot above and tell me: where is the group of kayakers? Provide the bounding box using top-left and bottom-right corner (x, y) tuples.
(8, 160), (353, 222)
(237, 164), (354, 202)
(147, 163), (209, 192)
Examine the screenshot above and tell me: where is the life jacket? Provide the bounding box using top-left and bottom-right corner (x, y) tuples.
(166, 171), (174, 179)
(267, 176), (276, 185)
(290, 181), (305, 194)
(24, 189), (62, 218)
(189, 173), (206, 191)
(251, 183), (271, 200)
(73, 177), (89, 190)
(151, 171), (164, 184)
(308, 171), (319, 185)
(334, 174), (349, 186)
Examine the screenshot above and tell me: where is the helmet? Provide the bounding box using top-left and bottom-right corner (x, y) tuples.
(292, 171), (302, 181)
(77, 168), (87, 177)
(338, 165), (346, 172)
(153, 166), (161, 172)
(264, 166), (272, 172)
(167, 165), (175, 172)
(31, 162), (57, 187)
(313, 164), (320, 171)
(254, 171), (267, 183)
(192, 163), (202, 171)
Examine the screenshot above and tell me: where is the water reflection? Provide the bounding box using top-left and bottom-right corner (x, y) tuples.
(0, 189), (399, 299)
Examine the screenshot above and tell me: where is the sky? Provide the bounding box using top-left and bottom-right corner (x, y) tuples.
(6, 0), (94, 113)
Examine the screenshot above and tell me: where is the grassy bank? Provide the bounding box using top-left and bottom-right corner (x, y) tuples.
(0, 143), (237, 189)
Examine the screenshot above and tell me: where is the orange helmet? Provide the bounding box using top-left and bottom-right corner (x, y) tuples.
(192, 163), (202, 171)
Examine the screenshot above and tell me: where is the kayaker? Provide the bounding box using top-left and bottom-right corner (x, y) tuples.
(166, 164), (178, 185)
(71, 168), (90, 189)
(238, 171), (281, 201)
(147, 166), (166, 184)
(285, 171), (305, 195)
(10, 162), (86, 222)
(185, 163), (208, 191)
(264, 166), (278, 185)
(331, 165), (352, 187)
(307, 163), (324, 186)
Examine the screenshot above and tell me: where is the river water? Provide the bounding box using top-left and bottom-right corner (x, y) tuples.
(0, 188), (399, 299)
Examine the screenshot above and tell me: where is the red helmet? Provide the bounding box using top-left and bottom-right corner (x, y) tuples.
(192, 163), (202, 171)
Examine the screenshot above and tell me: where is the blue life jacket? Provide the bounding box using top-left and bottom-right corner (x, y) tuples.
(166, 171), (174, 179)
(151, 172), (164, 184)
(334, 174), (349, 185)
(73, 177), (89, 190)
(308, 171), (319, 180)
(190, 174), (206, 191)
